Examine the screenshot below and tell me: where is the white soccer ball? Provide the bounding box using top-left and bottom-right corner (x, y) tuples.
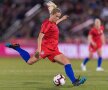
(53, 74), (66, 86)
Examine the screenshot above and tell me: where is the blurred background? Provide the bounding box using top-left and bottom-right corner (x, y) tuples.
(1, 0), (108, 58)
(0, 1), (108, 90)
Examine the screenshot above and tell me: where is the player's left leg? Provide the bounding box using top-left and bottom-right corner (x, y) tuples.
(54, 54), (86, 86)
(6, 43), (31, 62)
(5, 43), (40, 65)
(96, 48), (104, 71)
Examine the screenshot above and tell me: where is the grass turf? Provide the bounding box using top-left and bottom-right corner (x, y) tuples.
(0, 58), (108, 90)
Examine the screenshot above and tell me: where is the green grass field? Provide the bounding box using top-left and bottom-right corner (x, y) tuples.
(0, 58), (108, 90)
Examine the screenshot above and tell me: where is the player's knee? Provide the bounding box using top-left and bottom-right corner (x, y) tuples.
(63, 59), (71, 65)
(27, 60), (36, 65)
(64, 62), (70, 65)
(97, 53), (102, 57)
(62, 57), (70, 65)
(89, 54), (93, 58)
(27, 58), (38, 65)
(89, 56), (92, 59)
(27, 61), (33, 65)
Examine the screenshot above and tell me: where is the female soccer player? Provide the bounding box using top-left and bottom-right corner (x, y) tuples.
(6, 1), (86, 86)
(81, 19), (105, 71)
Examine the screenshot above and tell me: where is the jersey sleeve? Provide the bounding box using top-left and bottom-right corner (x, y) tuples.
(89, 29), (93, 36)
(40, 21), (51, 34)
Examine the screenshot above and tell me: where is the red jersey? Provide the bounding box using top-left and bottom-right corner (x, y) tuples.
(40, 19), (59, 50)
(89, 26), (104, 44)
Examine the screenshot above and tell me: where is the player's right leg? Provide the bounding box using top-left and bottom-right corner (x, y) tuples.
(81, 51), (93, 71)
(5, 43), (39, 65)
(96, 48), (104, 71)
(54, 54), (86, 86)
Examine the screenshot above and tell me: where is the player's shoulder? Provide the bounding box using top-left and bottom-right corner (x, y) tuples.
(100, 25), (104, 31)
(89, 27), (95, 35)
(42, 19), (50, 25)
(42, 19), (48, 23)
(90, 26), (95, 31)
(90, 27), (95, 33)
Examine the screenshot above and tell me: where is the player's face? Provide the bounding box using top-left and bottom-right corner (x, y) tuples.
(94, 19), (101, 29)
(51, 12), (61, 22)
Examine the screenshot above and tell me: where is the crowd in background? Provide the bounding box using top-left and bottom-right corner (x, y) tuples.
(1, 0), (108, 43)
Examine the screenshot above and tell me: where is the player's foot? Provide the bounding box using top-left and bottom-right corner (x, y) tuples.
(5, 43), (20, 49)
(81, 63), (86, 71)
(96, 67), (104, 71)
(73, 76), (87, 86)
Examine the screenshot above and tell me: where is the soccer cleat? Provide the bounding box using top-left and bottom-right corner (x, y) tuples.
(96, 67), (104, 71)
(5, 43), (20, 49)
(81, 63), (86, 71)
(73, 76), (87, 86)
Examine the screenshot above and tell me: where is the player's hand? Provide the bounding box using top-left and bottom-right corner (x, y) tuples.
(102, 40), (105, 45)
(61, 15), (69, 20)
(36, 49), (41, 53)
(35, 49), (41, 58)
(56, 15), (69, 24)
(92, 42), (97, 47)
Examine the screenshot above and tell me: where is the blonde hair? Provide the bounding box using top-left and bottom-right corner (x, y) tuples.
(94, 18), (101, 26)
(46, 1), (61, 15)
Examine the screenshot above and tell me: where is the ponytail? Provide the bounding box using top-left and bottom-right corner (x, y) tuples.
(46, 1), (61, 15)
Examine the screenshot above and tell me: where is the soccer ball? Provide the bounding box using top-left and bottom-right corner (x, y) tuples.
(53, 74), (66, 86)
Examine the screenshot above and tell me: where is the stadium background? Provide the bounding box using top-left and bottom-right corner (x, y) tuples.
(1, 0), (108, 58)
(0, 0), (108, 90)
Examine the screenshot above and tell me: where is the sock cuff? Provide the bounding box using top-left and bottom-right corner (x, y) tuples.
(65, 64), (71, 67)
(86, 57), (89, 60)
(98, 57), (102, 59)
(15, 47), (20, 50)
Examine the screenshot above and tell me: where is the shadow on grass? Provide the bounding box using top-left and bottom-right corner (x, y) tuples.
(36, 87), (60, 90)
(36, 84), (76, 90)
(23, 81), (75, 90)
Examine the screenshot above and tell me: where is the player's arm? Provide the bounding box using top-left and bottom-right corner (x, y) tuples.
(101, 33), (105, 45)
(37, 33), (44, 53)
(37, 21), (50, 52)
(56, 15), (68, 24)
(88, 34), (96, 46)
